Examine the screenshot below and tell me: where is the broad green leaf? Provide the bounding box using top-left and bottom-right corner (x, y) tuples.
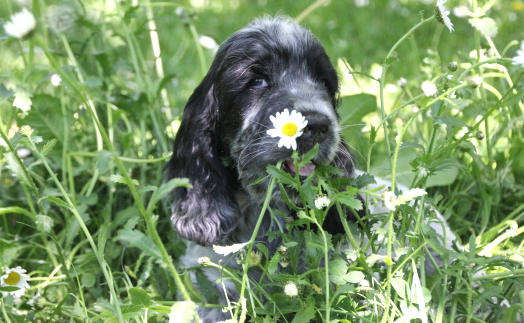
(390, 277), (409, 300)
(329, 258), (347, 276)
(117, 228), (162, 260)
(291, 299), (316, 323)
(96, 150), (112, 174)
(344, 271), (365, 284)
(336, 193), (363, 210)
(81, 273), (96, 288)
(129, 287), (153, 308)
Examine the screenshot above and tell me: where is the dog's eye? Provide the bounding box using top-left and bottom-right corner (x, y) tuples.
(249, 77), (268, 89)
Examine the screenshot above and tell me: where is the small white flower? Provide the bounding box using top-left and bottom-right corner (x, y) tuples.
(4, 8), (36, 39)
(50, 73), (62, 87)
(395, 188), (427, 206)
(283, 281), (299, 298)
(435, 0), (454, 32)
(469, 75), (483, 88)
(397, 77), (407, 88)
(199, 35), (218, 50)
(314, 195), (331, 209)
(421, 81), (438, 97)
(13, 89), (32, 112)
(267, 109), (308, 150)
(213, 242), (249, 256)
(197, 257), (210, 265)
(512, 41), (524, 69)
(1, 266), (31, 297)
(381, 189), (397, 211)
(418, 167), (429, 177)
(354, 0), (369, 7)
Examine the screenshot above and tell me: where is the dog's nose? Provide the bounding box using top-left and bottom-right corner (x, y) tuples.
(302, 114), (330, 142)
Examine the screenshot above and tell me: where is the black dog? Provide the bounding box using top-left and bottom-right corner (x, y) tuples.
(165, 16), (455, 322)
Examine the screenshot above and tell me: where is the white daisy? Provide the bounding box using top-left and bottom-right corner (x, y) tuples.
(13, 89), (32, 112)
(512, 41), (524, 69)
(267, 109), (308, 150)
(283, 281), (299, 298)
(421, 81), (438, 97)
(1, 266), (31, 297)
(314, 195), (331, 209)
(50, 73), (62, 87)
(4, 8), (37, 39)
(381, 189), (397, 211)
(435, 0), (454, 32)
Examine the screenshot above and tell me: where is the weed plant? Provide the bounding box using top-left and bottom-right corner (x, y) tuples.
(0, 0), (523, 322)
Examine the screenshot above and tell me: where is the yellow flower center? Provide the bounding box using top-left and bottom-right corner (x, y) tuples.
(4, 272), (21, 286)
(282, 123), (298, 136)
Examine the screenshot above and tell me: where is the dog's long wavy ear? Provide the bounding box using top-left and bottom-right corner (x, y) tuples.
(165, 67), (239, 247)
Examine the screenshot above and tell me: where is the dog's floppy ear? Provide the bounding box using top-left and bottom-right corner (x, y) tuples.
(165, 68), (239, 247)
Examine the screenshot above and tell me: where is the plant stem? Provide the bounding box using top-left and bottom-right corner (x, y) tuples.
(379, 15), (436, 168)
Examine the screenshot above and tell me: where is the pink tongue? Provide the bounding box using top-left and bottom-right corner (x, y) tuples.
(286, 160), (316, 176)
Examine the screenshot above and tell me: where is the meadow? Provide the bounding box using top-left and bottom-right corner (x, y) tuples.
(0, 0), (523, 322)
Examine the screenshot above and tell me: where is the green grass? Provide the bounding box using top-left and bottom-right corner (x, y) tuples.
(1, 0), (523, 322)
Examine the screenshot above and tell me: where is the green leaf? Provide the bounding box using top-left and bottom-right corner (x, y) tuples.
(96, 151), (113, 174)
(97, 223), (111, 255)
(266, 165), (296, 187)
(344, 271), (365, 284)
(117, 228), (162, 260)
(336, 193), (363, 210)
(41, 139), (57, 156)
(81, 273), (96, 288)
(298, 144), (319, 167)
(433, 116), (469, 128)
(149, 305), (172, 314)
(41, 196), (71, 209)
(146, 178), (191, 213)
(390, 277), (409, 300)
(291, 299), (316, 323)
(110, 174), (139, 186)
(339, 93), (377, 125)
(329, 258), (348, 277)
(129, 287), (153, 308)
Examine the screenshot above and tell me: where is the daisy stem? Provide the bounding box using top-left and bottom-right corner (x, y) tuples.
(379, 15), (435, 168)
(237, 162), (280, 322)
(0, 299), (12, 323)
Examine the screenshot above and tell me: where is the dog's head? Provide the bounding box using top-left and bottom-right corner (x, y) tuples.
(166, 17), (354, 246)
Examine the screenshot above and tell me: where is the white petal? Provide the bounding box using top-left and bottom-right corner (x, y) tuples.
(267, 129), (280, 137)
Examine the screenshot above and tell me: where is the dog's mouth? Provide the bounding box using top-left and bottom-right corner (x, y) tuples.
(282, 159), (316, 177)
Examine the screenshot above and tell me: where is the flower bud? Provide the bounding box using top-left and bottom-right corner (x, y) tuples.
(475, 131), (484, 140)
(19, 125), (33, 137)
(448, 61), (458, 71)
(469, 75), (483, 88)
(198, 257), (210, 266)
